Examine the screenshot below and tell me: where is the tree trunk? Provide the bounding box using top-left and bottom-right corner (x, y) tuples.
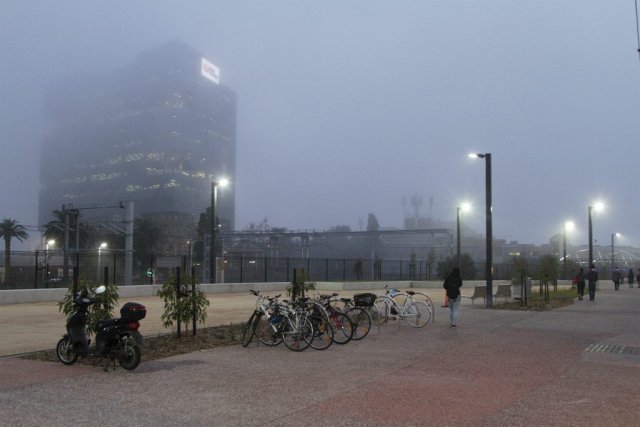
(3, 239), (10, 285)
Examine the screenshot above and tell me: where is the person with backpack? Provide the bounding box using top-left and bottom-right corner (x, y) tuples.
(587, 264), (599, 301)
(443, 267), (463, 327)
(628, 268), (635, 288)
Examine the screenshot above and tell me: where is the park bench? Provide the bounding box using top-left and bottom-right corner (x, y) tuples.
(494, 284), (512, 302)
(464, 286), (486, 305)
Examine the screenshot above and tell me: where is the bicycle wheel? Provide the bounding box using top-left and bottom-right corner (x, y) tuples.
(282, 315), (313, 352)
(328, 311), (354, 344)
(241, 312), (259, 347)
(405, 301), (431, 328)
(346, 306), (371, 340)
(257, 316), (284, 346)
(309, 314), (334, 350)
(371, 298), (390, 326)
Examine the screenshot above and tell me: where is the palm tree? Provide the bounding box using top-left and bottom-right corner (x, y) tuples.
(0, 218), (29, 285)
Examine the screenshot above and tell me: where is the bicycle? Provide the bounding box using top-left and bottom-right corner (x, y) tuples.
(291, 296), (334, 351)
(243, 290), (315, 351)
(339, 293), (374, 340)
(241, 290), (280, 347)
(372, 286), (432, 328)
(318, 294), (354, 344)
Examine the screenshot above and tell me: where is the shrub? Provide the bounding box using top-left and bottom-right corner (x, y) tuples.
(158, 273), (210, 331)
(58, 277), (119, 336)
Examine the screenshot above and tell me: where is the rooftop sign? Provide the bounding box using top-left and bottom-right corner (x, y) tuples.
(201, 57), (220, 84)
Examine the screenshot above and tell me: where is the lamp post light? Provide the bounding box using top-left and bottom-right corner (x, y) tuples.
(210, 178), (229, 283)
(611, 232), (620, 273)
(469, 152), (493, 307)
(97, 242), (107, 282)
(45, 239), (55, 287)
(563, 221), (575, 279)
(588, 202), (604, 268)
(456, 203), (471, 271)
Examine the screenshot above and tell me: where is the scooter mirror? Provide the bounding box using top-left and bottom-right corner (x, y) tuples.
(95, 285), (106, 294)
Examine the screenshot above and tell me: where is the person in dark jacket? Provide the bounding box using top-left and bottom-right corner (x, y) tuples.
(587, 264), (598, 301)
(628, 269), (635, 288)
(612, 267), (622, 291)
(443, 267), (463, 327)
(575, 267), (586, 300)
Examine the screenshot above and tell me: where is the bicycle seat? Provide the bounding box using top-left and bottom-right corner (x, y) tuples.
(340, 298), (351, 303)
(406, 291), (415, 295)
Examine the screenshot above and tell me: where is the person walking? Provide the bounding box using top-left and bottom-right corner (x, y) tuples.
(612, 267), (622, 291)
(628, 268), (635, 288)
(587, 264), (598, 301)
(443, 267), (463, 327)
(575, 267), (586, 300)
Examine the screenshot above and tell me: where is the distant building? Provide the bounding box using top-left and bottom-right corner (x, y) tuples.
(38, 41), (236, 250)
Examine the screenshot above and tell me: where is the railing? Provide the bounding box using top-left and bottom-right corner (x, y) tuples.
(3, 250), (631, 289)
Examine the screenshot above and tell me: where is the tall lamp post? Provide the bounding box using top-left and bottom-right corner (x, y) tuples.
(97, 242), (107, 283)
(209, 178), (229, 283)
(611, 232), (620, 273)
(45, 239), (55, 287)
(563, 221), (575, 279)
(588, 202), (603, 268)
(469, 153), (493, 307)
(456, 203), (471, 271)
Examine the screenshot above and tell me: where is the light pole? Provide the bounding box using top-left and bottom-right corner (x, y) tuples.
(588, 202), (603, 268)
(97, 242), (107, 282)
(45, 239), (55, 287)
(209, 178), (229, 283)
(470, 153), (492, 307)
(456, 203), (471, 271)
(611, 232), (620, 273)
(563, 221), (575, 279)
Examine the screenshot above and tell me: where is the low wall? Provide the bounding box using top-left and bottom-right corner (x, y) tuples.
(0, 279), (513, 305)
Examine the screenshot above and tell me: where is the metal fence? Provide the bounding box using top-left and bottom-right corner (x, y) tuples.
(5, 250), (622, 290)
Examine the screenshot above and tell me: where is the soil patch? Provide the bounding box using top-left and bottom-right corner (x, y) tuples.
(21, 323), (244, 366)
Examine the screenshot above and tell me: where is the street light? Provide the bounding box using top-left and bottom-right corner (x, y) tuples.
(469, 152), (493, 307)
(210, 178), (229, 283)
(45, 239), (55, 287)
(97, 242), (107, 283)
(588, 202), (604, 267)
(611, 232), (620, 273)
(563, 221), (575, 279)
(456, 203), (471, 271)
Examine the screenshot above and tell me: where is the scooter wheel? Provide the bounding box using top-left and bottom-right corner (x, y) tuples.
(118, 338), (141, 370)
(56, 337), (78, 365)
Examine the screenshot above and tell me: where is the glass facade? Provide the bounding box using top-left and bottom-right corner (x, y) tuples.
(39, 41), (236, 234)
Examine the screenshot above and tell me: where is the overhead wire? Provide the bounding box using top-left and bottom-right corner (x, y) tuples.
(636, 0), (640, 61)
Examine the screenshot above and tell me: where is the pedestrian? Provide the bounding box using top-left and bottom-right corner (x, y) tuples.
(443, 267), (463, 327)
(575, 267), (586, 300)
(587, 264), (598, 301)
(612, 267), (621, 291)
(628, 268), (635, 288)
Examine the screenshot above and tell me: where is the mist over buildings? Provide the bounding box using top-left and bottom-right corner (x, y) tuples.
(1, 1), (640, 252)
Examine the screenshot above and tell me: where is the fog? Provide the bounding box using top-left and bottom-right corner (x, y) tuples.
(1, 0), (639, 250)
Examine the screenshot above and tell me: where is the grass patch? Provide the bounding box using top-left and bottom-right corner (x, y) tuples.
(493, 288), (576, 311)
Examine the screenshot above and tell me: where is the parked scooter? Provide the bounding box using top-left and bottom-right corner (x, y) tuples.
(56, 285), (146, 371)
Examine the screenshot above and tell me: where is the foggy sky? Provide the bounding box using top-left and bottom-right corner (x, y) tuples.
(1, 0), (639, 251)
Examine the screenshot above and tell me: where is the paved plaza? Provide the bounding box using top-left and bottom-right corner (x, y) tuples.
(1, 284), (639, 426)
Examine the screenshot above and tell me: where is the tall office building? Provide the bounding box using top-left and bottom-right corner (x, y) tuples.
(39, 41), (236, 247)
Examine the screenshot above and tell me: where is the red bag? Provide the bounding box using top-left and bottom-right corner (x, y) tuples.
(571, 275), (579, 285)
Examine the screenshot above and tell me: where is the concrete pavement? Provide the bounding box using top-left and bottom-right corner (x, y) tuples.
(1, 283), (639, 426)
